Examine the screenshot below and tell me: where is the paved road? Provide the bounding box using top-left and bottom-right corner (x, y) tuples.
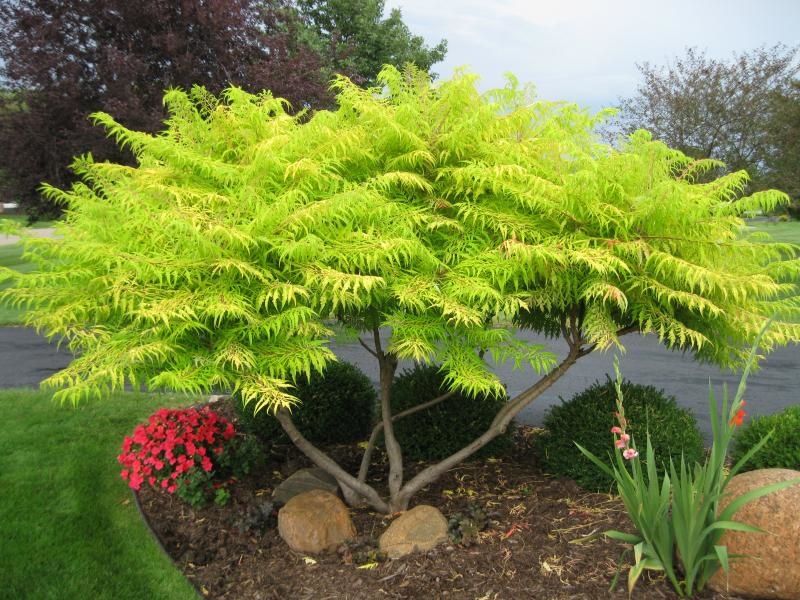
(1, 326), (797, 440)
(0, 227), (57, 246)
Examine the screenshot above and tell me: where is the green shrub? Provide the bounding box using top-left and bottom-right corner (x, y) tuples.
(390, 364), (512, 461)
(731, 405), (800, 471)
(539, 378), (704, 491)
(236, 361), (376, 445)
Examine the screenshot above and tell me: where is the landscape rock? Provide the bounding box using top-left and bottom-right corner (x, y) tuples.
(272, 467), (339, 505)
(277, 489), (356, 553)
(379, 505), (449, 559)
(709, 468), (800, 599)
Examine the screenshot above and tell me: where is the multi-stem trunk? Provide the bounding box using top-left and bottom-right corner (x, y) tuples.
(373, 327), (404, 509)
(275, 320), (638, 514)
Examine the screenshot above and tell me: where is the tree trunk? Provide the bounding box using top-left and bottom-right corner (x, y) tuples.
(375, 329), (403, 500)
(393, 347), (582, 508)
(274, 408), (390, 513)
(274, 324), (638, 514)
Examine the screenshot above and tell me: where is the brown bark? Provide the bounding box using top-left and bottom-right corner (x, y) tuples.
(356, 389), (456, 484)
(274, 408), (389, 513)
(394, 344), (582, 507)
(276, 321), (639, 514)
(373, 328), (403, 502)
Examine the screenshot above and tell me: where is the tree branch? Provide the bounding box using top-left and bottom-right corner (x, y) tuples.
(395, 348), (583, 506)
(616, 324), (640, 337)
(373, 327), (403, 503)
(358, 337), (378, 358)
(275, 408), (389, 513)
(372, 326), (384, 357)
(357, 390), (456, 483)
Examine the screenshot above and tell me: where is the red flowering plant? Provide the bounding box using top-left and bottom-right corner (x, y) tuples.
(118, 406), (253, 507)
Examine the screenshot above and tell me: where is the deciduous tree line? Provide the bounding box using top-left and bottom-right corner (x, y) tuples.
(0, 0), (446, 217)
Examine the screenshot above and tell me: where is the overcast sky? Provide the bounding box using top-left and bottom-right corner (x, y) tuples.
(385, 0), (800, 111)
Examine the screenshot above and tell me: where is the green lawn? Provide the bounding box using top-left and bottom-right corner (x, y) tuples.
(0, 243), (34, 325)
(747, 219), (800, 245)
(0, 214), (57, 228)
(0, 389), (199, 600)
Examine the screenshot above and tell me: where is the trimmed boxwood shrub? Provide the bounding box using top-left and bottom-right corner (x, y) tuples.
(538, 378), (704, 491)
(390, 364), (512, 461)
(236, 361), (376, 445)
(731, 405), (800, 471)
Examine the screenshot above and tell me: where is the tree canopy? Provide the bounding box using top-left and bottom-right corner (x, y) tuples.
(762, 80), (800, 213)
(295, 0), (447, 86)
(0, 0), (446, 218)
(3, 67), (798, 512)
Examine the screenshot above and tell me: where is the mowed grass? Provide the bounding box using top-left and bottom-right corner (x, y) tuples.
(0, 389), (199, 600)
(747, 219), (800, 245)
(0, 214), (57, 228)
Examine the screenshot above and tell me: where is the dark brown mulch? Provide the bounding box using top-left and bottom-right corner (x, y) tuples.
(137, 402), (744, 600)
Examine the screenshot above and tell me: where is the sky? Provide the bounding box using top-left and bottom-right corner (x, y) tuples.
(385, 0), (800, 112)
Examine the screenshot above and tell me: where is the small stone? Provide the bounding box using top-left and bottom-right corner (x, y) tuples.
(272, 467), (339, 504)
(709, 468), (800, 599)
(379, 505), (449, 559)
(207, 394), (230, 404)
(278, 489), (356, 553)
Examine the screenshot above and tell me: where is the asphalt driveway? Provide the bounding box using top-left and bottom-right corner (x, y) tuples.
(1, 326), (796, 440)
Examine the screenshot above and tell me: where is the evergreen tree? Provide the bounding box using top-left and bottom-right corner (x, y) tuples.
(3, 67), (797, 512)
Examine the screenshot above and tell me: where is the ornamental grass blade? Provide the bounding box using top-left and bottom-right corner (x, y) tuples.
(575, 442), (615, 478)
(728, 429), (774, 479)
(714, 544), (730, 573)
(604, 530), (643, 544)
(702, 520), (764, 536)
(627, 556), (664, 597)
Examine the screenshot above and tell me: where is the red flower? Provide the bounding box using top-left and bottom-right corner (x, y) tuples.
(117, 406), (237, 500)
(730, 401), (746, 427)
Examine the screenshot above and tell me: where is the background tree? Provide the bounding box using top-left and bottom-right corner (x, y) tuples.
(612, 45), (799, 190)
(0, 0), (446, 219)
(762, 80), (800, 216)
(295, 0), (447, 86)
(3, 68), (797, 513)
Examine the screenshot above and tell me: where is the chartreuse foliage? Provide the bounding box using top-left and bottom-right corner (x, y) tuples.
(236, 361), (376, 445)
(1, 66), (798, 511)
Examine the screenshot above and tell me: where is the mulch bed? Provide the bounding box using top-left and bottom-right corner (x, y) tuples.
(137, 401), (744, 599)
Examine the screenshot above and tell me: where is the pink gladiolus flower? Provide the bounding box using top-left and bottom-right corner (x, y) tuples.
(611, 426), (623, 434)
(619, 433), (630, 443)
(623, 448), (639, 460)
(615, 438), (627, 449)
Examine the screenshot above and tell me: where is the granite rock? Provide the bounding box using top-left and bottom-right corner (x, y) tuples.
(277, 489), (356, 553)
(379, 505), (449, 559)
(709, 468), (800, 599)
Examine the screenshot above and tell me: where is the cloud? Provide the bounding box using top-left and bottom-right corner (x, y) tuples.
(489, 0), (607, 28)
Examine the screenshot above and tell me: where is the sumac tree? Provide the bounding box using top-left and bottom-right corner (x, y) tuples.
(3, 67), (798, 513)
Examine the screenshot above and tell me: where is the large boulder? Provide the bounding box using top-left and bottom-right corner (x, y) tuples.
(379, 505), (449, 559)
(277, 489), (356, 553)
(272, 467), (339, 505)
(709, 468), (800, 599)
